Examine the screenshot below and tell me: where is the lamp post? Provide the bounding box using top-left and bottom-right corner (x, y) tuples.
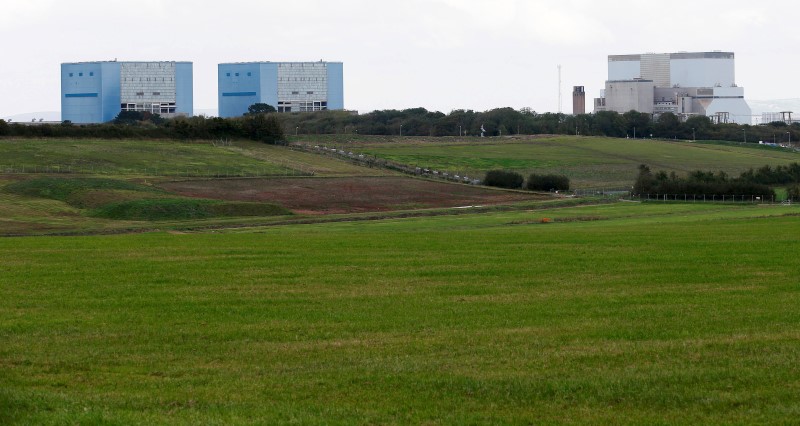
(400, 124), (403, 137)
(692, 127), (695, 141)
(742, 128), (746, 143)
(633, 126), (636, 139)
(788, 132), (792, 144)
(459, 125), (462, 137)
(295, 126), (298, 136)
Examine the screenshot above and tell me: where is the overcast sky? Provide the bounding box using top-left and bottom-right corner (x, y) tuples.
(1, 0), (798, 118)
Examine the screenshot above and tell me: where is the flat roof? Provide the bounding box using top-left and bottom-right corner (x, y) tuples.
(608, 52), (734, 61)
(218, 61), (342, 65)
(62, 61), (192, 65)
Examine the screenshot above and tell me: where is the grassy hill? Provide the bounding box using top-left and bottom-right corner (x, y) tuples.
(0, 138), (386, 177)
(294, 135), (800, 188)
(2, 203), (800, 423)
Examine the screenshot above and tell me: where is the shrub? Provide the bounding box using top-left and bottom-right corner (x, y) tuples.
(527, 174), (570, 191)
(788, 184), (800, 201)
(483, 170), (524, 189)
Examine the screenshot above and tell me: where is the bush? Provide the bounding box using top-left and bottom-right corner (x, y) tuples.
(483, 170), (524, 189)
(787, 184), (800, 201)
(527, 174), (570, 191)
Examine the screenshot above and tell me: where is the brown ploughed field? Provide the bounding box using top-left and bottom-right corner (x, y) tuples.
(159, 176), (544, 214)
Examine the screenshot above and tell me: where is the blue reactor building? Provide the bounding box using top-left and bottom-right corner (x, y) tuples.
(218, 61), (343, 117)
(61, 61), (193, 123)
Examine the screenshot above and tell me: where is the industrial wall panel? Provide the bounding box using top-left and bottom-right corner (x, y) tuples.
(327, 62), (344, 110)
(670, 58), (735, 88)
(175, 62), (193, 116)
(608, 59), (640, 81)
(218, 63), (263, 117)
(259, 63), (279, 109)
(99, 62), (121, 122)
(62, 62), (105, 123)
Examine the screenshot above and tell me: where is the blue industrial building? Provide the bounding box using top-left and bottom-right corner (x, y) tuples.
(61, 61), (193, 123)
(218, 61), (343, 117)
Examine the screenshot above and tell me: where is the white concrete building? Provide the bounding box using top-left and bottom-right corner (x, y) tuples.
(595, 52), (751, 124)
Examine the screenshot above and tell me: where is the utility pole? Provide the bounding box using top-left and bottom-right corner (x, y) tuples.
(557, 65), (563, 114)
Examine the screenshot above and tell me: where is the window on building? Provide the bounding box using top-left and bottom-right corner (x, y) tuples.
(136, 92), (144, 96)
(247, 72), (251, 76)
(307, 91), (314, 94)
(153, 92), (160, 96)
(69, 73), (73, 77)
(78, 72), (83, 77)
(235, 73), (239, 77)
(89, 72), (94, 76)
(292, 91), (299, 95)
(226, 73), (230, 77)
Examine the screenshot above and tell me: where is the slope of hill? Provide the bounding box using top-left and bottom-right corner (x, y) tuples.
(303, 135), (800, 188)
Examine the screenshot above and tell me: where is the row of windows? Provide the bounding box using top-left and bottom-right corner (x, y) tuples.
(132, 92), (163, 96)
(124, 77), (174, 82)
(277, 101), (327, 113)
(67, 73), (177, 82)
(121, 102), (177, 114)
(221, 73), (325, 82)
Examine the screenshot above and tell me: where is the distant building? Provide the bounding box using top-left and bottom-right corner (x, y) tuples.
(218, 61), (343, 118)
(572, 86), (586, 115)
(594, 52), (751, 124)
(61, 61), (193, 123)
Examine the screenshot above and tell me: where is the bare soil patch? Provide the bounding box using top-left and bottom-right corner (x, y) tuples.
(159, 177), (545, 214)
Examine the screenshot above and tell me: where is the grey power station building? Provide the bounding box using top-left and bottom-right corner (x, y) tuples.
(594, 51), (751, 124)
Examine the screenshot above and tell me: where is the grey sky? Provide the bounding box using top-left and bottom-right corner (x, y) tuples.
(1, 0), (797, 118)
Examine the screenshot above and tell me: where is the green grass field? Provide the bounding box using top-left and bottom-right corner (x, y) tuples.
(0, 139), (385, 177)
(2, 137), (800, 423)
(312, 135), (800, 188)
(2, 203), (800, 424)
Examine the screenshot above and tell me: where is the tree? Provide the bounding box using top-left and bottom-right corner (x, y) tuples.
(654, 113), (681, 137)
(483, 170), (524, 189)
(593, 111), (626, 137)
(0, 119), (8, 136)
(623, 110), (652, 138)
(633, 164), (655, 194)
(241, 114), (285, 144)
(527, 174), (570, 191)
(247, 103), (277, 115)
(787, 184), (800, 201)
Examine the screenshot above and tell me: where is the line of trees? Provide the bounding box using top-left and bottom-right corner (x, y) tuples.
(277, 108), (800, 143)
(484, 170), (570, 192)
(633, 164), (779, 198)
(3, 106), (799, 145)
(0, 112), (285, 144)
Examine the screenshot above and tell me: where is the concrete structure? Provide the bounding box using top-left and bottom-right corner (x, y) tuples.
(61, 61), (193, 123)
(594, 51), (751, 124)
(572, 86), (586, 115)
(218, 61), (343, 118)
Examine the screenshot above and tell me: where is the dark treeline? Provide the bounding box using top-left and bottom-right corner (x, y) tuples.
(633, 164), (782, 198)
(0, 112), (285, 144)
(278, 108), (800, 143)
(2, 107), (800, 145)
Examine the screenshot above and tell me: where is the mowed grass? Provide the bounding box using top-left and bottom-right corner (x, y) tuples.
(0, 139), (385, 177)
(331, 135), (800, 187)
(2, 203), (800, 423)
